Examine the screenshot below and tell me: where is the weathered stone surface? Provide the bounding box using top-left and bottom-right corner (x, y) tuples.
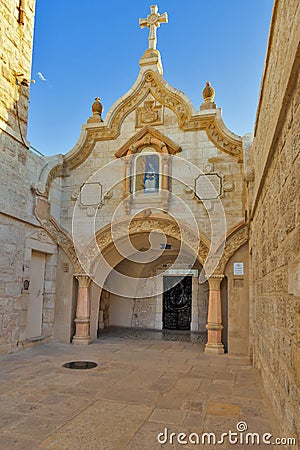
(0, 339), (281, 449)
(0, 2), (299, 447)
(250, 0), (300, 445)
(0, 0), (35, 133)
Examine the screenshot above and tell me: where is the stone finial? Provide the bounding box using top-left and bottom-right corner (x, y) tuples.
(88, 97), (103, 123)
(92, 97), (103, 116)
(203, 82), (215, 103)
(201, 82), (216, 110)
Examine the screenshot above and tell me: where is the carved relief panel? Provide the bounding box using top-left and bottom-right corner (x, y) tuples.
(136, 100), (163, 128)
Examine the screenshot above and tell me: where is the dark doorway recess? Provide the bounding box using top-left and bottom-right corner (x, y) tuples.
(163, 276), (192, 330)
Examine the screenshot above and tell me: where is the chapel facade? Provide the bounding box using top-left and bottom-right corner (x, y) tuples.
(20, 5), (250, 355)
(0, 0), (299, 443)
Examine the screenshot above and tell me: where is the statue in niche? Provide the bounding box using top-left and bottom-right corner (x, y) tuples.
(135, 154), (159, 192)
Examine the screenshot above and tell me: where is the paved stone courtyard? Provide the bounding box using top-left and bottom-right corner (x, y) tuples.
(0, 330), (281, 449)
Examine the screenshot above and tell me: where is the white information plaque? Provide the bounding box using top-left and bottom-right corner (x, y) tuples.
(234, 262), (244, 276)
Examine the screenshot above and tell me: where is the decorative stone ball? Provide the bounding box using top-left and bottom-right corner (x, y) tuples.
(92, 97), (103, 115)
(202, 82), (215, 103)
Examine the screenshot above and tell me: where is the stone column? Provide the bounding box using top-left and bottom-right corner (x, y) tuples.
(72, 274), (91, 345)
(161, 153), (169, 211)
(205, 275), (224, 354)
(191, 276), (199, 332)
(124, 156), (131, 215)
(124, 157), (131, 196)
(161, 154), (169, 190)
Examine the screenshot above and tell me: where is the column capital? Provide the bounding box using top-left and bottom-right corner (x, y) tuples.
(208, 275), (224, 290)
(124, 156), (131, 166)
(162, 152), (169, 163)
(74, 274), (91, 288)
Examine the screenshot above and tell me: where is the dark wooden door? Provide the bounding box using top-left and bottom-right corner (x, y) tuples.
(163, 276), (192, 330)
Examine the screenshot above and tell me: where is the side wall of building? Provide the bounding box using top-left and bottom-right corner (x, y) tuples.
(0, 0), (35, 135)
(250, 0), (300, 441)
(0, 0), (59, 353)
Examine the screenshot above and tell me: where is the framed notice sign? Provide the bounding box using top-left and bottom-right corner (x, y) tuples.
(233, 263), (244, 276)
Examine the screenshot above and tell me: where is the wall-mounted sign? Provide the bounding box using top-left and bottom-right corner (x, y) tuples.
(164, 269), (198, 277)
(233, 262), (244, 276)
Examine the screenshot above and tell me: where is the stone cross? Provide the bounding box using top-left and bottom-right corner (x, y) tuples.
(139, 5), (168, 50)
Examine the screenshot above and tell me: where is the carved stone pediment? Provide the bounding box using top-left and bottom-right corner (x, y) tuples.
(115, 125), (181, 158)
(26, 229), (55, 246)
(36, 69), (243, 199)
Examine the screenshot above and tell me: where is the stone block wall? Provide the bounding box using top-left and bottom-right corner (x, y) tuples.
(0, 0), (59, 353)
(250, 0), (300, 442)
(0, 214), (58, 354)
(0, 0), (36, 135)
(60, 107), (246, 241)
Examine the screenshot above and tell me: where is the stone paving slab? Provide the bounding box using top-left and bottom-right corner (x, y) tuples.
(0, 335), (281, 450)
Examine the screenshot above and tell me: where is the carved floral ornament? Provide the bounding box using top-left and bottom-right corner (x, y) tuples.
(35, 69), (242, 200)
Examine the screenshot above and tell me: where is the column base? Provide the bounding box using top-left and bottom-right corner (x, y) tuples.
(204, 343), (224, 355)
(72, 336), (91, 345)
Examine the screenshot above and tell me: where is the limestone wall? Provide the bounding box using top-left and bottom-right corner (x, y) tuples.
(225, 242), (249, 355)
(0, 211), (58, 354)
(0, 0), (59, 353)
(0, 0), (36, 136)
(60, 106), (246, 239)
(250, 0), (300, 442)
(0, 119), (58, 355)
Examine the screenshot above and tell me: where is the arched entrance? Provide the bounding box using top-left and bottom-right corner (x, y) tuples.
(96, 240), (209, 337)
(70, 217), (248, 353)
(84, 217), (211, 341)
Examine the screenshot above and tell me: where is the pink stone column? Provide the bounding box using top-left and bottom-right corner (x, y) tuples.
(72, 274), (91, 345)
(205, 275), (224, 354)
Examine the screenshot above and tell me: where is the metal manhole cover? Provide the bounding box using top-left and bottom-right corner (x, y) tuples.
(62, 361), (98, 370)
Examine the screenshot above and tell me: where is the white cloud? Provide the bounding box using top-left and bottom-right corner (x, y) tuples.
(38, 72), (46, 81)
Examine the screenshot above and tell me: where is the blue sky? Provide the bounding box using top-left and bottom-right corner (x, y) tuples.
(27, 1), (274, 156)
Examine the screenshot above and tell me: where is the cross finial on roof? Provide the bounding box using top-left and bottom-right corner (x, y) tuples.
(139, 5), (168, 50)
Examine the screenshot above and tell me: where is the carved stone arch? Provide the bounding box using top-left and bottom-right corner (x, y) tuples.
(78, 216), (210, 274)
(214, 222), (249, 274)
(35, 216), (82, 273)
(128, 136), (168, 155)
(106, 70), (194, 136)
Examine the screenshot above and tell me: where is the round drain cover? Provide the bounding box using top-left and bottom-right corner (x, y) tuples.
(62, 361), (98, 370)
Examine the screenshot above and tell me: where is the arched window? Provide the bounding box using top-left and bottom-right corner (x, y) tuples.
(132, 149), (162, 195)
